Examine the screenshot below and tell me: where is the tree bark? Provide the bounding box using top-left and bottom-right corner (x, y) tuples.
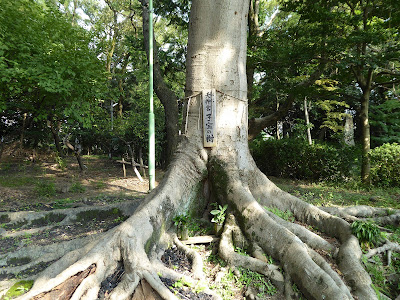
(360, 89), (371, 184)
(19, 112), (28, 147)
(353, 66), (374, 184)
(48, 119), (64, 158)
(304, 97), (312, 145)
(63, 137), (85, 172)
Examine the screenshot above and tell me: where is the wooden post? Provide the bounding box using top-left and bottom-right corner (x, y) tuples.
(122, 157), (126, 178)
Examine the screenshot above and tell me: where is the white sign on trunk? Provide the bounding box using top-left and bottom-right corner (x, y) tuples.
(202, 89), (217, 147)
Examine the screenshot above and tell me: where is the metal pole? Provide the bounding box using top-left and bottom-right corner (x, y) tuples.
(148, 0), (156, 190)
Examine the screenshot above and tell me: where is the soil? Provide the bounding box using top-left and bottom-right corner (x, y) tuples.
(0, 152), (167, 297)
(161, 246), (192, 274)
(0, 154), (157, 213)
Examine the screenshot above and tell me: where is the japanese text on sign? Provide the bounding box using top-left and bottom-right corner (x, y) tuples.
(202, 89), (217, 147)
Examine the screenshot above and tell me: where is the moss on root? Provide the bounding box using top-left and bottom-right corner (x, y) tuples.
(208, 158), (230, 206)
(0, 214), (10, 224)
(30, 213), (66, 227)
(6, 257), (32, 267)
(75, 208), (125, 223)
(2, 280), (33, 299)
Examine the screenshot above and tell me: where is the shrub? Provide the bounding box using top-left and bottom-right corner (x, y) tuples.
(55, 156), (67, 170)
(34, 180), (56, 197)
(370, 143), (400, 187)
(250, 137), (359, 182)
(70, 182), (86, 193)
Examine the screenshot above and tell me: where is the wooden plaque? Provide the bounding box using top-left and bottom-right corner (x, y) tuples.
(202, 89), (217, 147)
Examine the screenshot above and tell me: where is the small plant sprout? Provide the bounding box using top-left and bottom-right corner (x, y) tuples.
(210, 204), (228, 225)
(172, 214), (190, 227)
(172, 214), (190, 240)
(351, 220), (385, 248)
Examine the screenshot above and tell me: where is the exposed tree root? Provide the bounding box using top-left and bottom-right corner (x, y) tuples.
(0, 200), (138, 237)
(207, 157), (378, 299)
(218, 214), (284, 291)
(173, 235), (205, 280)
(1, 234), (102, 280)
(131, 279), (162, 300)
(249, 166), (380, 299)
(32, 264), (96, 300)
(12, 140), (390, 300)
(320, 206), (400, 226)
(264, 208), (338, 256)
(365, 241), (400, 259)
(16, 141), (210, 300)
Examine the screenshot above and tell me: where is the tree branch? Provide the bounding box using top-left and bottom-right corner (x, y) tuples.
(373, 79), (400, 88)
(248, 65), (325, 140)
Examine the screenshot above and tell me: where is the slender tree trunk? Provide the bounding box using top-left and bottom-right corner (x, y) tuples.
(48, 119), (64, 157)
(353, 67), (374, 185)
(0, 137), (4, 159)
(64, 138), (85, 172)
(304, 97), (312, 145)
(138, 146), (146, 178)
(20, 112), (27, 148)
(360, 90), (371, 184)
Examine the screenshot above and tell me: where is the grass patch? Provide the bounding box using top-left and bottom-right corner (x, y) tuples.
(273, 178), (400, 209)
(2, 220), (28, 231)
(237, 267), (277, 298)
(0, 214), (11, 224)
(266, 207), (295, 222)
(91, 180), (106, 190)
(70, 182), (86, 193)
(34, 180), (56, 197)
(52, 198), (76, 209)
(0, 176), (34, 188)
(0, 162), (13, 172)
(362, 255), (399, 299)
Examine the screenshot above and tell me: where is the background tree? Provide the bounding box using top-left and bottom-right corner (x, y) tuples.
(281, 0), (400, 183)
(0, 0), (105, 155)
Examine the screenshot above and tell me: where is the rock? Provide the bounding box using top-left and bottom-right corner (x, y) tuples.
(58, 185), (71, 193)
(214, 271), (225, 284)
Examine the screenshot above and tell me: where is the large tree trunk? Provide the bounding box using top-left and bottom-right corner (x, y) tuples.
(17, 1), (379, 300)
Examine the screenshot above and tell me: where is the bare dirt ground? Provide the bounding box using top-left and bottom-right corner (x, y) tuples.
(0, 153), (158, 213)
(0, 152), (163, 297)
